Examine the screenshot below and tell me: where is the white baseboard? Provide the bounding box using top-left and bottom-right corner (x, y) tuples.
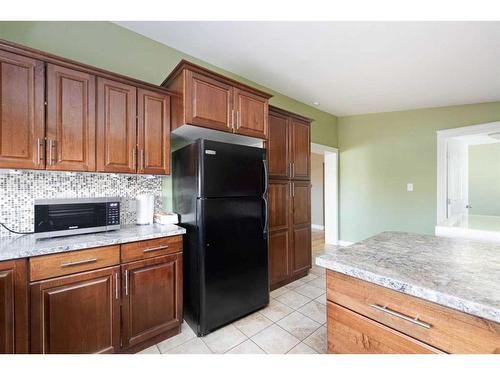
(311, 224), (325, 230)
(337, 240), (354, 246)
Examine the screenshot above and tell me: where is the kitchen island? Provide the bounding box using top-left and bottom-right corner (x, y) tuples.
(316, 231), (500, 354)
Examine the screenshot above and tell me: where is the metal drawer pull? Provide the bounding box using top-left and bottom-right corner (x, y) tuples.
(143, 245), (169, 253)
(125, 270), (129, 296)
(61, 258), (98, 267)
(115, 273), (119, 300)
(370, 304), (432, 329)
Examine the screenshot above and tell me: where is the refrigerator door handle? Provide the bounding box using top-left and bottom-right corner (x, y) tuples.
(262, 159), (269, 235)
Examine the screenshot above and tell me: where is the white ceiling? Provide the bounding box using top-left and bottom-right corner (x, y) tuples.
(115, 21), (500, 116)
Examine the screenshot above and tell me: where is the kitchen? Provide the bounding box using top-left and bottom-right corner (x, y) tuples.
(0, 15), (499, 363)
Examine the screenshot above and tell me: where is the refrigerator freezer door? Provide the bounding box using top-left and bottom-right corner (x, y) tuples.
(200, 140), (265, 198)
(199, 197), (269, 334)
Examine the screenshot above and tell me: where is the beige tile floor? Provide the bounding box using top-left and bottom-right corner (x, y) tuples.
(138, 230), (335, 354)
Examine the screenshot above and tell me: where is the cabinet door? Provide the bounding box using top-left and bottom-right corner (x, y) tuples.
(267, 111), (290, 179)
(292, 181), (311, 275)
(185, 70), (233, 132)
(30, 266), (121, 354)
(0, 260), (28, 354)
(121, 253), (182, 349)
(290, 118), (311, 180)
(0, 50), (45, 169)
(234, 88), (268, 139)
(46, 64), (96, 171)
(137, 89), (170, 175)
(269, 180), (290, 232)
(97, 78), (137, 173)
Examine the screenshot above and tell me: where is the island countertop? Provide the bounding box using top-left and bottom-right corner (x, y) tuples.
(0, 224), (186, 262)
(315, 231), (500, 323)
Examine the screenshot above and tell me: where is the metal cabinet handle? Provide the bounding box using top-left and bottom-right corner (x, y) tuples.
(125, 270), (129, 296)
(61, 258), (98, 267)
(236, 111), (240, 129)
(143, 245), (169, 253)
(292, 182), (295, 197)
(132, 147), (137, 169)
(370, 304), (432, 329)
(141, 149), (145, 169)
(115, 272), (119, 300)
(36, 138), (41, 165)
(231, 109), (235, 130)
(291, 162), (295, 177)
(48, 139), (53, 166)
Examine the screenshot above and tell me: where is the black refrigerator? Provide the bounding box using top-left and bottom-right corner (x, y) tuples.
(173, 139), (269, 336)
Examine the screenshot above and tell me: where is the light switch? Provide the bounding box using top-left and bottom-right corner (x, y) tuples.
(407, 183), (414, 192)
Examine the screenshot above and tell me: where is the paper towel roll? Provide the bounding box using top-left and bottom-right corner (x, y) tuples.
(136, 194), (154, 225)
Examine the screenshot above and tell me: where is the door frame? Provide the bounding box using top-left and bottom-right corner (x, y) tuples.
(436, 121), (500, 225)
(311, 143), (339, 245)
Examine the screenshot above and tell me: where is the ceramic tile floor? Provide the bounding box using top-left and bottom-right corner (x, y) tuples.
(138, 230), (333, 354)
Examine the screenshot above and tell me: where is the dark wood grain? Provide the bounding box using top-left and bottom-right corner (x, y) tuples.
(290, 118), (311, 180)
(234, 88), (268, 139)
(0, 49), (45, 169)
(137, 88), (170, 175)
(267, 110), (290, 179)
(46, 64), (96, 171)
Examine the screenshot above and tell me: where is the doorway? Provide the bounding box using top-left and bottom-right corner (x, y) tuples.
(311, 143), (338, 251)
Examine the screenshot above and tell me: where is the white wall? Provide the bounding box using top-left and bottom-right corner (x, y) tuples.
(311, 153), (324, 227)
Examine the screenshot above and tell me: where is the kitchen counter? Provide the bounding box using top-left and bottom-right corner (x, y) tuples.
(316, 231), (500, 323)
(0, 224), (186, 261)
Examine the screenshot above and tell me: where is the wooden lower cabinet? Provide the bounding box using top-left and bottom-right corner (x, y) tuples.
(121, 253), (182, 350)
(0, 259), (29, 354)
(30, 266), (121, 354)
(269, 230), (291, 286)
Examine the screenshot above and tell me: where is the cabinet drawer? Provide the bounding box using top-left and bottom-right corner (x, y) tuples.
(327, 302), (442, 354)
(29, 246), (120, 282)
(327, 271), (500, 354)
(121, 235), (183, 263)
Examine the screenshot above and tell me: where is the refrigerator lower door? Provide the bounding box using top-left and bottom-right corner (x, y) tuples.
(198, 197), (269, 335)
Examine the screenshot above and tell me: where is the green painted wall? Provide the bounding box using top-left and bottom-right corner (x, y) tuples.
(0, 21), (337, 148)
(338, 102), (500, 242)
(469, 143), (500, 216)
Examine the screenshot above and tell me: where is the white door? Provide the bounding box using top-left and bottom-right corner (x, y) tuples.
(447, 139), (469, 218)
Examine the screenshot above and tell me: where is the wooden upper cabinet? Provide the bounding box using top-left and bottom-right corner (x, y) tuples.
(46, 64), (96, 171)
(267, 110), (290, 179)
(292, 181), (311, 226)
(121, 253), (182, 349)
(233, 88), (268, 139)
(0, 259), (28, 354)
(162, 60), (272, 139)
(97, 78), (137, 173)
(291, 118), (311, 180)
(185, 70), (233, 132)
(137, 89), (170, 175)
(0, 50), (45, 170)
(30, 266), (121, 354)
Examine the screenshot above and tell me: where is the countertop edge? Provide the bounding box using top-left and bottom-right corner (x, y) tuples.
(316, 256), (500, 324)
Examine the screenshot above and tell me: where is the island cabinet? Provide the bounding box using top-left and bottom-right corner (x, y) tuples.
(267, 106), (312, 290)
(0, 259), (29, 354)
(162, 60), (272, 140)
(27, 235), (183, 354)
(326, 271), (500, 354)
(0, 39), (172, 175)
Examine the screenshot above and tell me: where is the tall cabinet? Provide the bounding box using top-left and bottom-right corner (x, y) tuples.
(267, 106), (312, 290)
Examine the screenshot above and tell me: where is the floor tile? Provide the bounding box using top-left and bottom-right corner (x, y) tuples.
(251, 324), (300, 354)
(137, 345), (160, 354)
(166, 338), (212, 354)
(226, 339), (265, 354)
(157, 321), (196, 353)
(306, 276), (326, 290)
(275, 290), (311, 310)
(201, 324), (247, 353)
(310, 265), (326, 276)
(287, 342), (318, 354)
(233, 311), (273, 337)
(294, 283), (325, 299)
(286, 278), (306, 288)
(299, 273), (319, 282)
(303, 326), (327, 354)
(259, 299), (293, 322)
(276, 311), (321, 340)
(314, 293), (326, 305)
(298, 300), (327, 324)
(270, 286), (291, 298)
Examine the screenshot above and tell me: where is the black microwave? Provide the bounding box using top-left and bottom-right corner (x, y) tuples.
(34, 197), (121, 239)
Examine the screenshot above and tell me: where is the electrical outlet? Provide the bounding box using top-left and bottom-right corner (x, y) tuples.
(407, 183), (414, 192)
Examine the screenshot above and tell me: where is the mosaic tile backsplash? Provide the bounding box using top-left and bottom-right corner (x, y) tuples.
(0, 170), (164, 237)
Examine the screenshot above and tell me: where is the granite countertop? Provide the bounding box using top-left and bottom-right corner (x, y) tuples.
(316, 231), (500, 323)
(0, 224), (186, 261)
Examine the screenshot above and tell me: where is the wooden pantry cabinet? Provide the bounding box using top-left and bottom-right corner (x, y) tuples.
(267, 106), (312, 290)
(162, 60), (272, 140)
(0, 39), (172, 175)
(25, 235), (183, 354)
